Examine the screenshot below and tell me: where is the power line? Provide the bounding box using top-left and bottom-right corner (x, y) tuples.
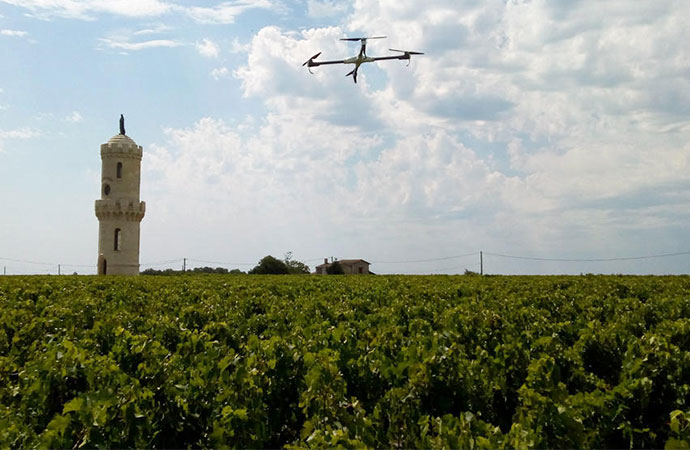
(0, 256), (55, 266)
(140, 259), (183, 267)
(186, 258), (256, 266)
(372, 252), (477, 264)
(483, 250), (690, 263)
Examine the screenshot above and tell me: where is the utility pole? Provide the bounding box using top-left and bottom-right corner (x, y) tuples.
(58, 264), (61, 275)
(3, 266), (5, 275)
(480, 251), (483, 276)
(183, 258), (186, 272)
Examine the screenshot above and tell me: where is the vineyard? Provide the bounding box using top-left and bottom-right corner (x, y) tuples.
(0, 274), (689, 448)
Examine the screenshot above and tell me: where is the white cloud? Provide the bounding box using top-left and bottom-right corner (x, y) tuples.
(220, 1), (690, 272)
(230, 37), (250, 54)
(0, 0), (274, 22)
(134, 23), (172, 35)
(307, 0), (349, 18)
(0, 0), (171, 20)
(0, 29), (28, 37)
(99, 37), (180, 51)
(181, 0), (275, 24)
(0, 127), (40, 153)
(0, 128), (38, 139)
(65, 111), (82, 123)
(210, 67), (230, 80)
(196, 38), (219, 58)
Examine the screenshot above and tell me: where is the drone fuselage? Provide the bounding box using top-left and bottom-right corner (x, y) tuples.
(343, 55), (375, 65)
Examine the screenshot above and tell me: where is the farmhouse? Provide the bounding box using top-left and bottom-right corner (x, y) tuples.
(315, 258), (371, 275)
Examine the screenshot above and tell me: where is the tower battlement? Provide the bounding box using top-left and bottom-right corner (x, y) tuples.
(100, 134), (143, 159)
(95, 199), (146, 221)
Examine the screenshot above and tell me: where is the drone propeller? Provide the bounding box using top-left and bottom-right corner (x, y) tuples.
(340, 36), (386, 42)
(389, 49), (424, 55)
(302, 52), (321, 66)
(389, 48), (424, 66)
(302, 52), (321, 73)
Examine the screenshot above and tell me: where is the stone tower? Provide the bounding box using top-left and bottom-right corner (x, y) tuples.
(95, 117), (145, 275)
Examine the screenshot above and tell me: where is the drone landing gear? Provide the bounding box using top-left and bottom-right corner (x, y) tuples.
(346, 68), (359, 83)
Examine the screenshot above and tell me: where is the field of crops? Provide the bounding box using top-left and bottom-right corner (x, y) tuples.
(1, 274), (689, 448)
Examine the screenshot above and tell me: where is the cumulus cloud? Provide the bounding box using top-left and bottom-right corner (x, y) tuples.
(0, 128), (38, 139)
(65, 111), (82, 123)
(221, 0), (690, 271)
(230, 37), (250, 54)
(182, 0), (275, 24)
(0, 29), (28, 38)
(307, 0), (349, 18)
(0, 0), (171, 20)
(0, 127), (40, 153)
(99, 37), (180, 51)
(133, 23), (172, 35)
(196, 38), (219, 58)
(210, 67), (231, 80)
(0, 0), (275, 22)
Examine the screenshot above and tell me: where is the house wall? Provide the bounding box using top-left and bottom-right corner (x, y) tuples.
(341, 261), (369, 274)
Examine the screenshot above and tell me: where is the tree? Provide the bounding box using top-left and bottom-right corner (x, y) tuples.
(192, 266), (229, 274)
(326, 260), (344, 275)
(249, 255), (289, 274)
(284, 252), (310, 274)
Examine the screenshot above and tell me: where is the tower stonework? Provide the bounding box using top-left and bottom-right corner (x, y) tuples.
(95, 132), (145, 275)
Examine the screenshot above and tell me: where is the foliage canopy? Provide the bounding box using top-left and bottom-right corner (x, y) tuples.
(1, 274), (689, 448)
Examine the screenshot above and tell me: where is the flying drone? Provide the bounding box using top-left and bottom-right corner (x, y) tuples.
(303, 36), (423, 83)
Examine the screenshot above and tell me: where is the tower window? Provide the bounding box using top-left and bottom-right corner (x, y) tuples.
(116, 162), (123, 179)
(103, 184), (110, 196)
(114, 228), (122, 251)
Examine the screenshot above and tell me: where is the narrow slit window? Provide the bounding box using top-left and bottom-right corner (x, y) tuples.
(116, 162), (123, 179)
(114, 228), (121, 251)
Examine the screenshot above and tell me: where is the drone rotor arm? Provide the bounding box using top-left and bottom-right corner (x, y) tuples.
(303, 52), (349, 74)
(309, 59), (348, 66)
(368, 55), (408, 62)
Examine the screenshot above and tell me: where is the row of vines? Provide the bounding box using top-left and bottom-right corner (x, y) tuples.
(1, 274), (689, 448)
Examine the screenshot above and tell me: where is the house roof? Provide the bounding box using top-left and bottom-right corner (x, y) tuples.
(339, 259), (370, 265)
(315, 259), (370, 268)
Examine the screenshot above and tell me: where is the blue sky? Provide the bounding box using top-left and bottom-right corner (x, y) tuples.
(1, 0), (689, 275)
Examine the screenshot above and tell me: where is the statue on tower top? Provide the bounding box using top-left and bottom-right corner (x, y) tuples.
(119, 114), (125, 135)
